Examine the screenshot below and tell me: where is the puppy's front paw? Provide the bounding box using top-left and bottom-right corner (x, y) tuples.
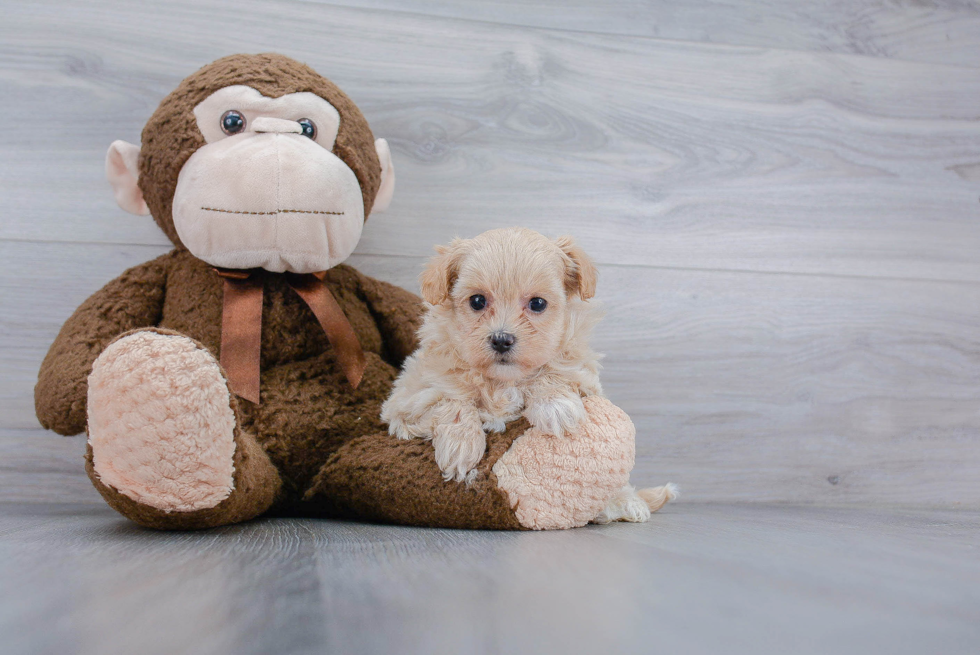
(524, 393), (587, 438)
(481, 416), (507, 433)
(386, 416), (415, 441)
(433, 419), (487, 483)
(381, 392), (430, 440)
(382, 404), (428, 440)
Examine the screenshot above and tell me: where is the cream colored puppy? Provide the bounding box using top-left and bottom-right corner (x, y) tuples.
(382, 227), (604, 483)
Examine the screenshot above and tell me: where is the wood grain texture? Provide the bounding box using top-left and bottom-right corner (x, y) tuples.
(1, 0), (979, 507)
(0, 432), (101, 505)
(312, 0), (980, 68)
(1, 503), (978, 655)
(2, 0), (980, 281)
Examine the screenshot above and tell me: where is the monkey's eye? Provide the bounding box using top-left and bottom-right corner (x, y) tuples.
(528, 297), (547, 313)
(220, 110), (246, 135)
(469, 295), (487, 311)
(298, 118), (317, 139)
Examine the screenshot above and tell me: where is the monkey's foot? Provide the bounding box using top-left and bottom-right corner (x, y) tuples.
(87, 330), (237, 512)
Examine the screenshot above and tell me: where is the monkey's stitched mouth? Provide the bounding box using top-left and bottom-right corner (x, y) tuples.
(200, 206), (344, 216)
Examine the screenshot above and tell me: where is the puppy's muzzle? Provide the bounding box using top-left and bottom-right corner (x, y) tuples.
(489, 331), (516, 354)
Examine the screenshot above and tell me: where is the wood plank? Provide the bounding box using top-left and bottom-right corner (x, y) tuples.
(311, 0), (980, 68)
(2, 0), (980, 282)
(0, 431), (101, 505)
(1, 503), (978, 654)
(5, 243), (979, 506)
(601, 265), (980, 507)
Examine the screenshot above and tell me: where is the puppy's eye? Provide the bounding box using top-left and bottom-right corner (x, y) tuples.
(221, 110), (246, 135)
(528, 297), (547, 313)
(469, 294), (487, 311)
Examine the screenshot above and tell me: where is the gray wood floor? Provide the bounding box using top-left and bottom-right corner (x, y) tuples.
(2, 1), (980, 652)
(3, 502), (979, 655)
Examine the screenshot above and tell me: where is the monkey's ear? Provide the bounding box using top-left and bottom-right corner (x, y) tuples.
(106, 140), (150, 216)
(555, 235), (598, 300)
(372, 138), (395, 212)
(419, 239), (466, 305)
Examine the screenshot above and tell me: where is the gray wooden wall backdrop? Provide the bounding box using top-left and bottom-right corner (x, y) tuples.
(2, 0), (979, 507)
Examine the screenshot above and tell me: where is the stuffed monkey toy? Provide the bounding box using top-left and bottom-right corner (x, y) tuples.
(35, 54), (653, 530)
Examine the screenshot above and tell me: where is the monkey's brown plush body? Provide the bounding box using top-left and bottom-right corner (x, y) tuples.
(34, 54), (642, 531)
(36, 249), (424, 528)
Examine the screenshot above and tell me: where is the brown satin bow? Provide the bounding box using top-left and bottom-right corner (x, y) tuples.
(214, 268), (366, 404)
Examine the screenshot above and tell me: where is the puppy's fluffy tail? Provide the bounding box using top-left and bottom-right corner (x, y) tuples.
(637, 483), (679, 513)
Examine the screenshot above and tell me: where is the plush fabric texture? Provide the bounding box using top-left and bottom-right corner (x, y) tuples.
(36, 256), (170, 436)
(106, 140), (150, 215)
(138, 53), (382, 248)
(85, 330), (283, 531)
(88, 330), (237, 512)
(305, 419), (528, 530)
(305, 398), (637, 530)
(373, 137), (395, 212)
(37, 249), (424, 523)
(86, 420), (283, 531)
(492, 396), (636, 530)
(172, 129), (365, 273)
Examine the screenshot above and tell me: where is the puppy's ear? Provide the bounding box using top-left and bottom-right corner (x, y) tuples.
(420, 238), (467, 305)
(555, 235), (598, 300)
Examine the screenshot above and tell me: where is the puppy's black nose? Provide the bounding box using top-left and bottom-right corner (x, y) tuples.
(489, 331), (516, 353)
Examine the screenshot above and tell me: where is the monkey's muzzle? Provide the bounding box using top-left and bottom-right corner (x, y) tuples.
(172, 131), (364, 274)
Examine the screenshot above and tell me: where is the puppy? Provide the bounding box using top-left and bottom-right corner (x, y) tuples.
(381, 227), (603, 483)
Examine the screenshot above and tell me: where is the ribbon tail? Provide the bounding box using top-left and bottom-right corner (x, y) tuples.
(219, 275), (264, 404)
(289, 276), (367, 389)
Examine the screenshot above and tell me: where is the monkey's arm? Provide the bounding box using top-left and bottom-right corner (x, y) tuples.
(35, 253), (171, 435)
(356, 271), (424, 368)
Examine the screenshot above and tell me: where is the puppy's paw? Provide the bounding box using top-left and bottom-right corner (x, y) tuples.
(383, 406), (430, 440)
(381, 394), (429, 440)
(524, 393), (587, 438)
(386, 416), (415, 441)
(592, 485), (651, 524)
(481, 416), (507, 433)
(433, 419), (487, 483)
(592, 484), (677, 524)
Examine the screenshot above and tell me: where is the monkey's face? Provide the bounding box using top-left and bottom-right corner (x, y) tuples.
(105, 55), (395, 275)
(172, 86), (364, 274)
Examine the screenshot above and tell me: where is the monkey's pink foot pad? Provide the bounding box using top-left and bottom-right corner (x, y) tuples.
(87, 330), (237, 512)
(493, 396), (636, 530)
